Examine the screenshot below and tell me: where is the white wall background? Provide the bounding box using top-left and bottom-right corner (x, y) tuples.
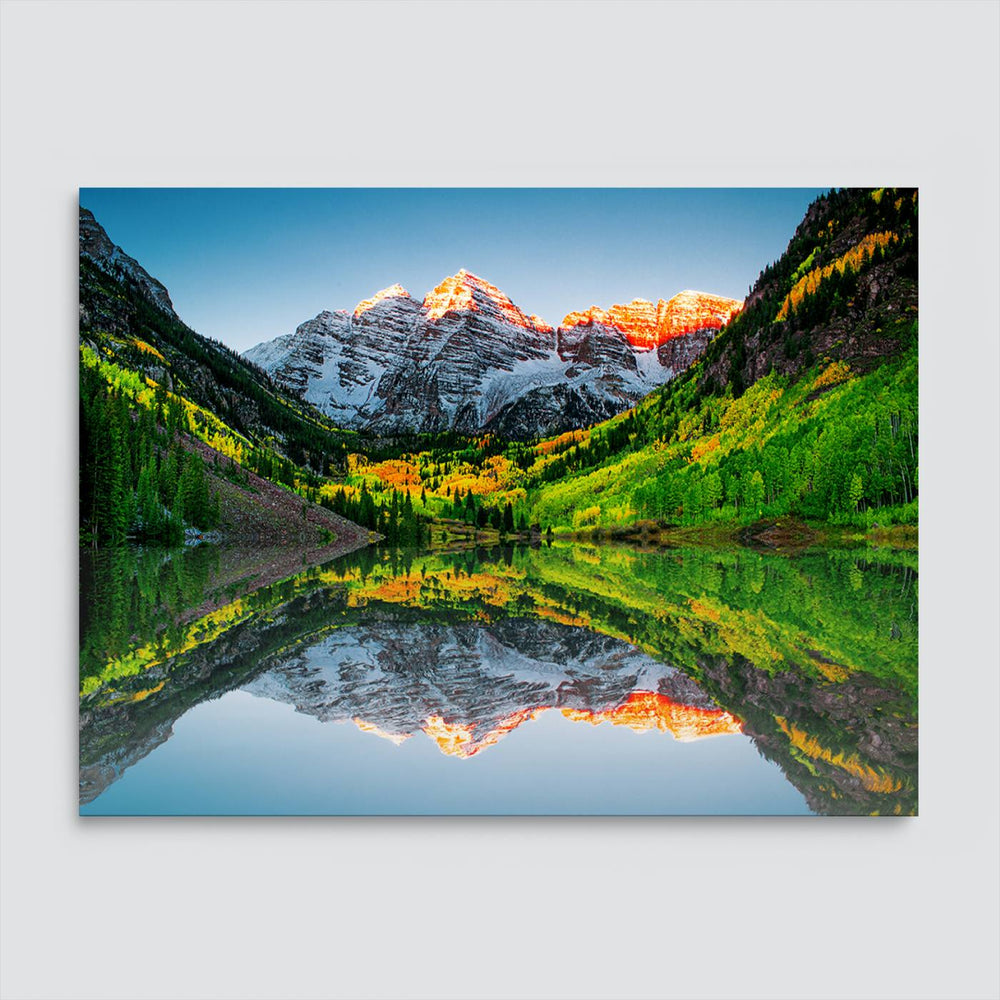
(2, 2), (998, 998)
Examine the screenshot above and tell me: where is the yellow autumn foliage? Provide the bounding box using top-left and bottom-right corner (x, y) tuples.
(690, 434), (720, 463)
(812, 360), (852, 392)
(776, 232), (898, 321)
(132, 338), (165, 361)
(776, 717), (903, 793)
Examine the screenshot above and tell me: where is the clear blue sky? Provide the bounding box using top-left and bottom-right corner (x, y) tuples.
(80, 188), (826, 353)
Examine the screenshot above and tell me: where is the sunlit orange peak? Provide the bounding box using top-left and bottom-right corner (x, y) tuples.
(353, 718), (411, 746)
(354, 283), (411, 317)
(528, 314), (554, 333)
(655, 290), (743, 345)
(422, 269), (550, 331)
(422, 707), (545, 759)
(561, 290), (742, 348)
(561, 691), (743, 742)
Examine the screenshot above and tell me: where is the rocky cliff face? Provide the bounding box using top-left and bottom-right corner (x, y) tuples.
(79, 206), (178, 319)
(698, 188), (919, 393)
(561, 290), (742, 348)
(244, 274), (741, 438)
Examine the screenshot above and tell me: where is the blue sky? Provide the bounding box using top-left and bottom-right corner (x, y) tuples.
(80, 188), (826, 353)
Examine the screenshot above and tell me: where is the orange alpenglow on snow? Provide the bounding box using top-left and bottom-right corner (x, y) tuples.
(422, 269), (552, 331)
(561, 691), (743, 742)
(353, 718), (411, 746)
(421, 707), (546, 758)
(561, 299), (661, 343)
(561, 290), (743, 348)
(353, 283), (411, 317)
(414, 692), (740, 759)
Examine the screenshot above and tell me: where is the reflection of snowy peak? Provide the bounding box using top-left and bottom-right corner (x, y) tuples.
(244, 272), (741, 438)
(242, 619), (731, 756)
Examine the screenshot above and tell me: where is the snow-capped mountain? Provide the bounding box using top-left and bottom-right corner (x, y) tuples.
(244, 271), (741, 438)
(242, 619), (740, 757)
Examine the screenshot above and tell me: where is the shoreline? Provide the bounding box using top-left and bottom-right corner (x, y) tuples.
(417, 515), (917, 555)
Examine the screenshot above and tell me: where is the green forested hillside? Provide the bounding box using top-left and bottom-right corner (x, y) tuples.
(525, 187), (918, 532)
(80, 216), (417, 545)
(78, 341), (416, 546)
(80, 355), (217, 545)
(345, 188), (918, 536)
(80, 255), (356, 477)
(526, 343), (917, 531)
(80, 187), (919, 545)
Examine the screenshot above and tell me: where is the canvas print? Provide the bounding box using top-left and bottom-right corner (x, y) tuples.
(79, 188), (918, 815)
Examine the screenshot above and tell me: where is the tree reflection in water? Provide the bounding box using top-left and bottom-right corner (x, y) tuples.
(80, 540), (917, 815)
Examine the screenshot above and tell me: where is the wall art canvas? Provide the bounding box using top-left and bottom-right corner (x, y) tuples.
(79, 188), (918, 815)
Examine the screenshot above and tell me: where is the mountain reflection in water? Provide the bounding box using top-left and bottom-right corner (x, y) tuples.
(79, 540), (917, 815)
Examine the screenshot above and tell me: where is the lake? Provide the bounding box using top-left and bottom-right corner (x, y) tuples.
(79, 539), (917, 815)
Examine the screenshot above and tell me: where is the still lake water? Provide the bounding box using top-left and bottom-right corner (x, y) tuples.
(79, 540), (917, 816)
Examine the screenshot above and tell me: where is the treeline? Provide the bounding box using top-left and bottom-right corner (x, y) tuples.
(439, 487), (524, 532)
(80, 358), (219, 545)
(319, 483), (425, 546)
(406, 436), (535, 486)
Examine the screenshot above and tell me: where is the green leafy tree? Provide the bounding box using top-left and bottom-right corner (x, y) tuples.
(703, 472), (723, 511)
(744, 470), (765, 515)
(848, 471), (864, 512)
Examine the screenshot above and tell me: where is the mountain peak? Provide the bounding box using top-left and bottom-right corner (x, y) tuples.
(654, 290), (743, 347)
(353, 283), (411, 317)
(562, 290), (742, 348)
(79, 206), (178, 319)
(422, 270), (550, 331)
(561, 298), (660, 344)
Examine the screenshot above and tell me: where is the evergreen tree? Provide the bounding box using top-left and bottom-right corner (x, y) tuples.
(502, 502), (515, 533)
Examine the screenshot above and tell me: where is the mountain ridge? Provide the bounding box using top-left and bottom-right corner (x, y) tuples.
(79, 212), (349, 470)
(561, 289), (742, 348)
(80, 207), (178, 319)
(245, 272), (740, 438)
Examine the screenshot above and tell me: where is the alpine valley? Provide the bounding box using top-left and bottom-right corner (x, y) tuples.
(79, 188), (917, 552)
(78, 187), (919, 817)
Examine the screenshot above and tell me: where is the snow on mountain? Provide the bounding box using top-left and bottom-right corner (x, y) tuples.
(561, 290), (742, 348)
(244, 271), (742, 438)
(242, 619), (734, 757)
